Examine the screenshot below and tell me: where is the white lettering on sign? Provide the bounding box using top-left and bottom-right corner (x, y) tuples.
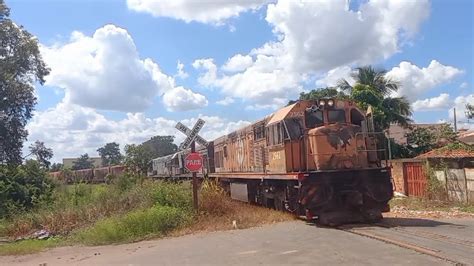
(176, 119), (208, 150)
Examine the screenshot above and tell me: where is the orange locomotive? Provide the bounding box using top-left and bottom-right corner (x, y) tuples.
(155, 99), (393, 225)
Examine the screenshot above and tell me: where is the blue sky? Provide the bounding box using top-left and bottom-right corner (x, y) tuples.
(5, 0), (473, 161)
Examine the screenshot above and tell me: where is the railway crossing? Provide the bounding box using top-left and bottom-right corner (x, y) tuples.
(175, 118), (208, 210)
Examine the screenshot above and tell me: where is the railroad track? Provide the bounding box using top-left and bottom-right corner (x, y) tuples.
(337, 223), (473, 265)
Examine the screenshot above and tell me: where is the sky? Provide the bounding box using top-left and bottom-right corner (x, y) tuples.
(5, 0), (473, 162)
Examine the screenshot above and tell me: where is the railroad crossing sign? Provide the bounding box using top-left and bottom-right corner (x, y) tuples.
(184, 152), (203, 172)
(175, 118), (209, 211)
(176, 118), (208, 150)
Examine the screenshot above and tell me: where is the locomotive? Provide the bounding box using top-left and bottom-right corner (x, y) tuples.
(152, 99), (393, 225)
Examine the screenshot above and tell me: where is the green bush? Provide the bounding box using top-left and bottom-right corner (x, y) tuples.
(0, 161), (54, 218)
(152, 182), (192, 209)
(74, 205), (191, 245)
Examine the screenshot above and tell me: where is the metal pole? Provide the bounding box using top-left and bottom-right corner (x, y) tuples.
(453, 108), (457, 132)
(191, 141), (198, 211)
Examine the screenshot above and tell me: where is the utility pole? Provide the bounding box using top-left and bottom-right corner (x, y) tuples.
(453, 107), (457, 132)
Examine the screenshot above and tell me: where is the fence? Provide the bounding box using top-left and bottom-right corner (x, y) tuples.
(435, 168), (474, 203)
(391, 159), (474, 203)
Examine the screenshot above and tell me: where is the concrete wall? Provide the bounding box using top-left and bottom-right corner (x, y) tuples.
(432, 168), (474, 203)
(466, 168), (474, 203)
(391, 160), (405, 194)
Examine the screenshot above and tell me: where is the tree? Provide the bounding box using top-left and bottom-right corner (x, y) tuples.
(403, 124), (458, 157)
(72, 153), (94, 170)
(288, 87), (348, 105)
(28, 140), (53, 169)
(50, 163), (63, 172)
(124, 144), (153, 176)
(338, 66), (412, 130)
(97, 142), (123, 166)
(0, 160), (54, 217)
(466, 103), (474, 120)
(141, 136), (178, 159)
(0, 1), (50, 165)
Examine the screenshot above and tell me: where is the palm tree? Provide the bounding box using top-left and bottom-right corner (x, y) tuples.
(337, 66), (399, 96)
(337, 66), (413, 129)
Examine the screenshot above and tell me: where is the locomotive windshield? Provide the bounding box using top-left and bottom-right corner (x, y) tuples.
(328, 110), (346, 123)
(305, 110), (324, 128)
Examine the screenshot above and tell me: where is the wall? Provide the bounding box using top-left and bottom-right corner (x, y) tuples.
(391, 160), (405, 194)
(466, 168), (474, 203)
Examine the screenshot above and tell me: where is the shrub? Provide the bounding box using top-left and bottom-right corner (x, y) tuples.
(199, 179), (233, 216)
(152, 181), (192, 210)
(74, 205), (191, 245)
(0, 161), (54, 218)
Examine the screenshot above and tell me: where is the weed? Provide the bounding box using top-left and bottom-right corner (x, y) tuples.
(0, 238), (62, 256)
(152, 181), (192, 210)
(74, 205), (191, 245)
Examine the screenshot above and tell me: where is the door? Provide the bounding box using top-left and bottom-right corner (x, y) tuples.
(404, 162), (427, 197)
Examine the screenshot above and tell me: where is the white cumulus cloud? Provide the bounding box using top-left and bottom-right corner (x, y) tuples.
(193, 0), (431, 108)
(387, 60), (463, 100)
(222, 54), (254, 72)
(26, 102), (249, 162)
(41, 25), (176, 112)
(216, 97), (235, 106)
(126, 0), (269, 25)
(265, 0), (430, 73)
(412, 93), (451, 111)
(162, 86), (208, 112)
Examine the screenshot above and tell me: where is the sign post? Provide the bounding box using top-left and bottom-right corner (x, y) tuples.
(176, 119), (208, 211)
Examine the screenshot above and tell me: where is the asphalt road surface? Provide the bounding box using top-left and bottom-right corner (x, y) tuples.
(3, 217), (474, 265)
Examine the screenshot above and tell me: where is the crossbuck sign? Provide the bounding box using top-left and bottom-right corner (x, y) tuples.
(176, 118), (208, 150)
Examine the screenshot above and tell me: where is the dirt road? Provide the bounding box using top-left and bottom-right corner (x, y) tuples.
(2, 217), (474, 265)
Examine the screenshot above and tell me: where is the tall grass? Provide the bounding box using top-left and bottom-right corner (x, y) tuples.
(74, 205), (191, 245)
(4, 180), (170, 238)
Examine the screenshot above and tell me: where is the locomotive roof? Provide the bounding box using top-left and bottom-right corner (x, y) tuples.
(267, 102), (298, 126)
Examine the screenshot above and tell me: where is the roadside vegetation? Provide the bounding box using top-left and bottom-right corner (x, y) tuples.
(0, 178), (293, 255)
(390, 197), (474, 214)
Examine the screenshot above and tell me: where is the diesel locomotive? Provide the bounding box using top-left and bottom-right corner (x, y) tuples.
(152, 99), (393, 225)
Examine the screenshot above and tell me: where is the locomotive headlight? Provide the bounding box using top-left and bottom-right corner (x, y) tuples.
(327, 99), (334, 107)
(319, 100), (326, 106)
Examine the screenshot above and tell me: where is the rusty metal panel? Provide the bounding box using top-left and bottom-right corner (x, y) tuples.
(404, 162), (427, 197)
(267, 145), (286, 173)
(230, 182), (249, 202)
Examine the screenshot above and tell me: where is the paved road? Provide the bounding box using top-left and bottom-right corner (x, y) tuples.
(3, 217), (474, 265)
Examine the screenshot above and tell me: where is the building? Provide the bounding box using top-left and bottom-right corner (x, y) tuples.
(388, 123), (449, 145)
(62, 157), (102, 169)
(459, 130), (474, 145)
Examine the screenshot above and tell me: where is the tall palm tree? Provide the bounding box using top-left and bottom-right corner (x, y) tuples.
(337, 66), (399, 96)
(337, 66), (413, 129)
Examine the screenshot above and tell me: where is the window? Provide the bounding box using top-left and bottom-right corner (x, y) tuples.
(214, 151), (224, 168)
(350, 109), (365, 126)
(267, 123), (284, 146)
(284, 118), (304, 140)
(305, 110), (324, 128)
(253, 124), (265, 140)
(328, 110), (346, 123)
(223, 146), (228, 158)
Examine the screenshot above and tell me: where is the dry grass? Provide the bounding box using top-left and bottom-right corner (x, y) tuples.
(173, 179), (295, 236)
(5, 182), (158, 239)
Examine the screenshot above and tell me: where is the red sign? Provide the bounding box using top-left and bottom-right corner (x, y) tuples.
(185, 153), (203, 172)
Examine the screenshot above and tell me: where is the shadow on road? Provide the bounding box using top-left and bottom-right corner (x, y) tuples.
(303, 216), (467, 229)
(379, 217), (466, 228)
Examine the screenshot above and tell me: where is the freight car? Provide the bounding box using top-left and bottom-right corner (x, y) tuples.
(50, 165), (126, 184)
(152, 99), (393, 225)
